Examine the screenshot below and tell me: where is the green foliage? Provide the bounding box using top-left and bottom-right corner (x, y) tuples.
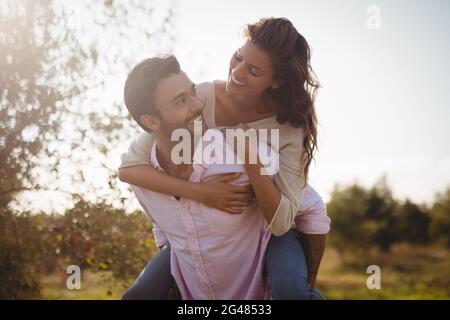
(327, 178), (449, 251)
(327, 184), (377, 249)
(0, 201), (157, 299)
(0, 0), (93, 201)
(57, 200), (156, 283)
(0, 0), (175, 300)
(429, 188), (450, 247)
(0, 209), (45, 299)
(1, 179), (448, 299)
(0, 0), (175, 212)
(396, 200), (430, 245)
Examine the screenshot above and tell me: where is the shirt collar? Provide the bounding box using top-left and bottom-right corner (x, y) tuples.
(150, 139), (204, 177)
(149, 140), (164, 171)
(149, 130), (225, 176)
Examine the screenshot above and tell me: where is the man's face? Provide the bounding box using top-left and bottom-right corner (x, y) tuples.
(152, 71), (205, 137)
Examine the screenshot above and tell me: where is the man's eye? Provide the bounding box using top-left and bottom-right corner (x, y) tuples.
(234, 52), (243, 61)
(176, 97), (186, 105)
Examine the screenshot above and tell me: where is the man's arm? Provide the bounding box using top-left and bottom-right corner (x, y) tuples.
(300, 233), (327, 288)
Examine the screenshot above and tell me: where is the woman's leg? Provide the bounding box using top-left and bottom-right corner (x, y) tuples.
(122, 244), (176, 300)
(265, 229), (325, 300)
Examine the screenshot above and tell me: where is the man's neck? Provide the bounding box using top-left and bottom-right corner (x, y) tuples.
(154, 135), (194, 181)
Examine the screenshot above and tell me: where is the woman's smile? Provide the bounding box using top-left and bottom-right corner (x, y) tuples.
(229, 72), (247, 87)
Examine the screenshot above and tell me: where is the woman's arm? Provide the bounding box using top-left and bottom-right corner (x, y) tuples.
(243, 134), (328, 286)
(233, 124), (304, 236)
(244, 156), (281, 226)
(119, 131), (254, 214)
(119, 165), (253, 214)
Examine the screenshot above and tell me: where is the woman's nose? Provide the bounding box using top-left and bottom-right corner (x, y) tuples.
(190, 94), (204, 112)
(232, 63), (246, 82)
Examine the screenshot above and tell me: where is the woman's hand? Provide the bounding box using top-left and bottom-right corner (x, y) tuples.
(196, 173), (255, 214)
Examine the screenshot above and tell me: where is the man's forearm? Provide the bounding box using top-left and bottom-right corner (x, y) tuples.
(301, 233), (327, 288)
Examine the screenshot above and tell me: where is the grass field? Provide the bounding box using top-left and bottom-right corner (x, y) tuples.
(40, 270), (126, 300)
(39, 244), (450, 300)
(317, 244), (449, 299)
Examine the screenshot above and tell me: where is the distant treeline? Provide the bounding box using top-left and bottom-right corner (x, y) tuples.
(327, 179), (450, 251)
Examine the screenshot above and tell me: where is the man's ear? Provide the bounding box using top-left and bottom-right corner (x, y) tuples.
(140, 114), (160, 132)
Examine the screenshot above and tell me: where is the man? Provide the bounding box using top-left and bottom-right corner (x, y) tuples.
(121, 55), (277, 299)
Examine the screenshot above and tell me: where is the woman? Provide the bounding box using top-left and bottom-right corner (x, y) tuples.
(120, 17), (329, 300)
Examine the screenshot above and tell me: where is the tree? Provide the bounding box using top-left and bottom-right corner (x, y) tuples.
(327, 178), (400, 251)
(0, 0), (175, 298)
(58, 200), (157, 286)
(0, 0), (90, 299)
(396, 200), (430, 245)
(368, 176), (399, 250)
(1, 0), (176, 210)
(429, 188), (450, 247)
(327, 183), (378, 250)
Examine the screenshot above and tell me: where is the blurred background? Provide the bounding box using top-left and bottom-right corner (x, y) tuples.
(1, 0), (449, 299)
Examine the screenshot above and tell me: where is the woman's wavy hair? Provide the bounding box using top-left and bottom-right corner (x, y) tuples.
(244, 17), (319, 184)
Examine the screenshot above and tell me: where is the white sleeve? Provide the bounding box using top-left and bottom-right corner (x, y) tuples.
(294, 184), (331, 234)
(264, 140), (306, 236)
(119, 131), (155, 169)
(131, 185), (169, 248)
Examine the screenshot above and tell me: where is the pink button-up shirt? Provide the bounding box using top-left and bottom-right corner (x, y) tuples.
(132, 130), (276, 299)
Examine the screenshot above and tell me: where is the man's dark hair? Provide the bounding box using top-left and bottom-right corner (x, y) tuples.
(124, 55), (181, 133)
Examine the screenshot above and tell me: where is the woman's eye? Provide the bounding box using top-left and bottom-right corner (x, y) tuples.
(250, 67), (261, 77)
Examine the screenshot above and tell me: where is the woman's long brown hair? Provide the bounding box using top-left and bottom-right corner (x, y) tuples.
(244, 17), (319, 184)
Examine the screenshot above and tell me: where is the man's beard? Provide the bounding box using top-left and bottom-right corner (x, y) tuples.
(159, 121), (180, 139)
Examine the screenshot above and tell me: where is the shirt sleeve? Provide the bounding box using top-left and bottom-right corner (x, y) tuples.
(131, 185), (169, 248)
(119, 131), (155, 169)
(295, 184), (331, 234)
(152, 223), (169, 248)
(264, 126), (307, 236)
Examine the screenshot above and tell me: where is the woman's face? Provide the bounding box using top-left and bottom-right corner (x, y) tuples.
(226, 39), (281, 97)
